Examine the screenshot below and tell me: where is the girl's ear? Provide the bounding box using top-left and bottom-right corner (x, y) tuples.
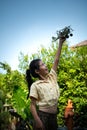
(35, 69), (39, 75)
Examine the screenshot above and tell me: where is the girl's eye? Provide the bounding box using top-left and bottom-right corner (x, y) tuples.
(39, 63), (45, 66)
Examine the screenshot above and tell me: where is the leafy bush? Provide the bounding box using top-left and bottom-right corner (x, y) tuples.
(11, 86), (32, 120)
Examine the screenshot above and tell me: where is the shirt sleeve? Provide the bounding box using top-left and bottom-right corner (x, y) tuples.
(50, 69), (57, 77)
(29, 83), (38, 100)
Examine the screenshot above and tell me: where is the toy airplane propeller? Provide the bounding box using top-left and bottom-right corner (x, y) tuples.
(52, 26), (73, 41)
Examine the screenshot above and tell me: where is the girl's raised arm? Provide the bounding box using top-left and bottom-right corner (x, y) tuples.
(52, 37), (66, 72)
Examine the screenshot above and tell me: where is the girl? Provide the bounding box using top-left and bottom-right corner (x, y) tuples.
(26, 37), (65, 130)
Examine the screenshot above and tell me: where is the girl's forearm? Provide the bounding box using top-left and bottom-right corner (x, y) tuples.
(30, 102), (39, 121)
(52, 38), (65, 71)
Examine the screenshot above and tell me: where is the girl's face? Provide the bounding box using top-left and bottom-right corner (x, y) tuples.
(37, 60), (49, 78)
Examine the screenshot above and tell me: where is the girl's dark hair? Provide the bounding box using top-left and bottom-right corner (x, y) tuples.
(26, 59), (41, 98)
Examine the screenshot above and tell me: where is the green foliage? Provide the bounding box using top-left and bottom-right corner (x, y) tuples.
(0, 89), (5, 110)
(18, 52), (29, 73)
(0, 62), (11, 73)
(11, 86), (33, 129)
(11, 86), (32, 120)
(0, 66), (27, 104)
(57, 45), (87, 126)
(0, 41), (87, 127)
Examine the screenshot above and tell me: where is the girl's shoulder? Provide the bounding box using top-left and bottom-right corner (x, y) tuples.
(49, 68), (57, 77)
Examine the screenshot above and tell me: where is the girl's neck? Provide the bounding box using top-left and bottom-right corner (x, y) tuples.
(39, 74), (47, 80)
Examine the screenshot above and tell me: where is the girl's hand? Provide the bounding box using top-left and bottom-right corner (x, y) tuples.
(30, 98), (45, 130)
(59, 37), (66, 44)
(35, 117), (45, 130)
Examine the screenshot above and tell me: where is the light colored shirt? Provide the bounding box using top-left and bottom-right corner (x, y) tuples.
(30, 69), (60, 108)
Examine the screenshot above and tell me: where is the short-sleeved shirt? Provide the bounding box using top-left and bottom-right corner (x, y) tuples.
(30, 69), (60, 108)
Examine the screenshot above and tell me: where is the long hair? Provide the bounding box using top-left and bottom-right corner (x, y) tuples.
(26, 59), (41, 99)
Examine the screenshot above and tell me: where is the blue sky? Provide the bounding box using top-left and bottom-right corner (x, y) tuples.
(0, 0), (87, 71)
